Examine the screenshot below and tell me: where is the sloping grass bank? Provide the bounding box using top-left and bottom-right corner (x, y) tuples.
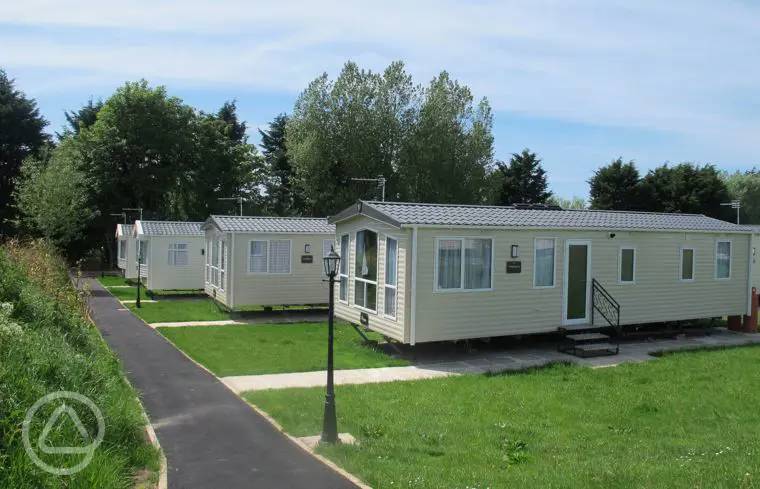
(0, 240), (159, 489)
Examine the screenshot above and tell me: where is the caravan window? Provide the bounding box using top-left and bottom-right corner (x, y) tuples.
(534, 238), (556, 287)
(435, 238), (493, 291)
(354, 230), (378, 311)
(249, 240), (291, 274)
(168, 243), (189, 266)
(339, 234), (349, 303)
(384, 237), (398, 318)
(716, 240), (731, 279)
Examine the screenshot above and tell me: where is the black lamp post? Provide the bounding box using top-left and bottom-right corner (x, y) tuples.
(321, 247), (341, 444)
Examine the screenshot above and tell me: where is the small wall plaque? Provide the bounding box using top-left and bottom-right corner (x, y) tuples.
(506, 261), (521, 273)
(301, 255), (314, 264)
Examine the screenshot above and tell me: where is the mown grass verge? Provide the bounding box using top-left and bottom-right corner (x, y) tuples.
(0, 240), (159, 489)
(158, 322), (408, 376)
(247, 346), (760, 489)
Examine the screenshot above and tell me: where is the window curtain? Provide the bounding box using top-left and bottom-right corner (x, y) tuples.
(269, 240), (291, 273)
(464, 239), (492, 289)
(355, 230), (377, 281)
(437, 240), (462, 289)
(250, 241), (267, 272)
(534, 239), (554, 287)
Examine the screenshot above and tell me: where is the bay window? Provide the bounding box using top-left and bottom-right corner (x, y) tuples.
(339, 234), (349, 302)
(384, 237), (398, 318)
(436, 237), (493, 291)
(354, 230), (377, 310)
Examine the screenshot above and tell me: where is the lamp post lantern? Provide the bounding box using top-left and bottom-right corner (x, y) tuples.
(321, 247), (341, 444)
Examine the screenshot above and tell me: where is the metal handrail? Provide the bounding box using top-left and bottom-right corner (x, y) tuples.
(591, 278), (621, 333)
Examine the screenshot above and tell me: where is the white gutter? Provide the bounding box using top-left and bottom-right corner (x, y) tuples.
(410, 225), (418, 345)
(229, 231), (235, 310)
(399, 223), (752, 235)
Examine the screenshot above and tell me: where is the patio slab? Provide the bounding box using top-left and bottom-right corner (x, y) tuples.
(224, 328), (760, 392)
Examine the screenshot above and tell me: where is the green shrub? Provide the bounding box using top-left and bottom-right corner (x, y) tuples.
(0, 240), (158, 488)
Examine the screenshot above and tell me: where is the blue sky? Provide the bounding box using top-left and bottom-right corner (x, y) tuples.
(2, 1), (759, 199)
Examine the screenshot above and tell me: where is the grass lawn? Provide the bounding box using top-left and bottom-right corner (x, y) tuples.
(97, 275), (133, 287)
(127, 298), (231, 323)
(157, 322), (408, 376)
(247, 346), (760, 489)
(105, 286), (139, 301)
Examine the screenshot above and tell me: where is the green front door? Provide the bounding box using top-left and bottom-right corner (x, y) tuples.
(566, 242), (589, 322)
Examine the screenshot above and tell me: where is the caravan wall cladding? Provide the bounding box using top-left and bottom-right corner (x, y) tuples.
(334, 215), (750, 344)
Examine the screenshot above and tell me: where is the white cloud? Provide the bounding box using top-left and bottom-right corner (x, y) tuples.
(1, 0), (759, 156)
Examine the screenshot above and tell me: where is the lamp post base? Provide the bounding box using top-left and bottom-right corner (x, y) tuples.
(320, 393), (338, 444)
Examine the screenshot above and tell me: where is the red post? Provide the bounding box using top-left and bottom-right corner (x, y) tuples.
(742, 287), (758, 333)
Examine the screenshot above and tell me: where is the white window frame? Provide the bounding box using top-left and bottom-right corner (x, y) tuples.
(353, 229), (379, 313)
(205, 240), (211, 284)
(247, 239), (292, 275)
(618, 246), (636, 285)
(219, 241), (226, 290)
(715, 239), (732, 280)
(433, 236), (495, 293)
(679, 246), (695, 282)
(533, 237), (557, 289)
(383, 236), (398, 320)
(338, 234), (349, 304)
(118, 240), (126, 260)
(168, 242), (189, 267)
(137, 240), (149, 266)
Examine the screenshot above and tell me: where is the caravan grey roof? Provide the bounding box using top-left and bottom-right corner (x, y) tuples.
(329, 201), (751, 233)
(116, 223), (134, 238)
(205, 215), (335, 234)
(137, 221), (204, 236)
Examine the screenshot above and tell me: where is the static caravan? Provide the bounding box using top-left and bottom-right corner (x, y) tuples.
(133, 220), (205, 290)
(202, 215), (336, 310)
(329, 201), (754, 344)
(115, 223), (138, 279)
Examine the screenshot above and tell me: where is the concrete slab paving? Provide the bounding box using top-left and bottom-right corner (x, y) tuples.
(150, 311), (328, 328)
(223, 328), (760, 393)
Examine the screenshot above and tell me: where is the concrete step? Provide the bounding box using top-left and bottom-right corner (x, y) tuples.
(574, 342), (619, 357)
(558, 324), (599, 332)
(566, 332), (610, 342)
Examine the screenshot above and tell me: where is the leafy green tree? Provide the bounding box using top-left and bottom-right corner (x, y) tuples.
(588, 158), (642, 210)
(548, 195), (587, 209)
(17, 80), (260, 260)
(59, 98), (103, 137)
(638, 163), (732, 219)
(260, 114), (304, 215)
(723, 169), (760, 224)
(493, 149), (551, 205)
(399, 72), (494, 204)
(288, 61), (417, 215)
(217, 100), (247, 143)
(0, 69), (49, 234)
(287, 61), (494, 214)
(15, 137), (97, 254)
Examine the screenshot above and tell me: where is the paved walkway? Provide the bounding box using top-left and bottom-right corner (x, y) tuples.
(223, 328), (760, 393)
(84, 279), (357, 489)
